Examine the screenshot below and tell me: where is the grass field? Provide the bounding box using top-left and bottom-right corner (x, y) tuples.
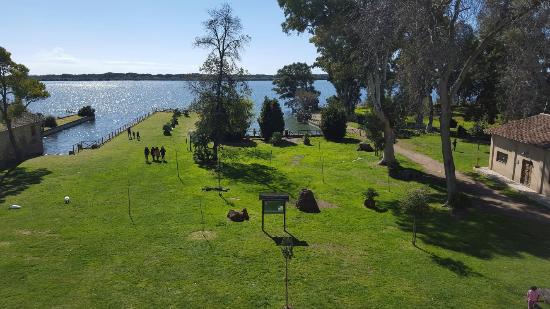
(1, 112), (549, 308)
(398, 134), (491, 174)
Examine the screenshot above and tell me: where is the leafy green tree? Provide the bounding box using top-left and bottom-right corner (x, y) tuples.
(0, 47), (49, 161)
(272, 62), (319, 121)
(191, 3), (251, 161)
(225, 98), (254, 141)
(400, 187), (430, 246)
(293, 89), (319, 123)
(363, 109), (385, 157)
(320, 96), (347, 140)
(258, 96), (285, 139)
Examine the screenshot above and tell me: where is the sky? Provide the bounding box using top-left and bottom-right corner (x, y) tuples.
(2, 0), (321, 75)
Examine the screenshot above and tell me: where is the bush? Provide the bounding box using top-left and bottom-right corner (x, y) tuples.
(78, 105), (95, 117)
(258, 96), (285, 139)
(44, 115), (58, 128)
(163, 123), (172, 136)
(400, 187), (431, 245)
(192, 131), (215, 164)
(270, 132), (283, 145)
(470, 121), (489, 139)
(457, 125), (468, 137)
(224, 98), (254, 141)
(363, 188), (379, 209)
(183, 110), (190, 117)
(449, 118), (458, 128)
(303, 133), (311, 145)
(170, 116), (178, 128)
(320, 97), (347, 140)
(173, 109), (182, 117)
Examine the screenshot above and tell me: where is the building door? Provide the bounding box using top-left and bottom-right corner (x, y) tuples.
(520, 159), (534, 187)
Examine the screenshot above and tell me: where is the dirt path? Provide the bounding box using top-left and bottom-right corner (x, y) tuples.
(348, 125), (550, 222)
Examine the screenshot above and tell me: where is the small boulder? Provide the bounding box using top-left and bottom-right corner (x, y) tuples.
(357, 142), (374, 152)
(8, 205), (21, 210)
(227, 208), (249, 222)
(296, 189), (320, 213)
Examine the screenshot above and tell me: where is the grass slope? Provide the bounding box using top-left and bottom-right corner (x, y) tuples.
(1, 112), (549, 308)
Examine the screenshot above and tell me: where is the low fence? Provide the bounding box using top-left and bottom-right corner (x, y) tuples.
(245, 129), (323, 138)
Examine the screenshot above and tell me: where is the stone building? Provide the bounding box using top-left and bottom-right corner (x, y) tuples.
(486, 113), (550, 197)
(0, 112), (44, 168)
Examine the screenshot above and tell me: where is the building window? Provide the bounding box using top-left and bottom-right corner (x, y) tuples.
(496, 151), (508, 164)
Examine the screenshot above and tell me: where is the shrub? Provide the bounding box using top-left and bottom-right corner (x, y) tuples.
(400, 187), (431, 245)
(449, 118), (458, 128)
(470, 121), (488, 139)
(173, 109), (182, 117)
(270, 132), (283, 145)
(192, 131), (215, 164)
(258, 96), (285, 139)
(457, 125), (468, 137)
(183, 109), (190, 117)
(44, 115), (58, 128)
(163, 123), (172, 136)
(78, 105), (95, 117)
(363, 188), (379, 209)
(320, 97), (347, 140)
(170, 116), (178, 128)
(303, 133), (311, 145)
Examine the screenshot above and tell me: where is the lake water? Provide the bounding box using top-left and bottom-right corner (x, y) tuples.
(29, 80), (336, 154)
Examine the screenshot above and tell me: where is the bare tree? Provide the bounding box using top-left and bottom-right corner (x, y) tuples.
(192, 3), (251, 161)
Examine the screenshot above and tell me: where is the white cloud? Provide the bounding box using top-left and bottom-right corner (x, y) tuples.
(35, 47), (78, 64)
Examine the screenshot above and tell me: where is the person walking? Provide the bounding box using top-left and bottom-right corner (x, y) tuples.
(144, 147), (150, 163)
(132, 131), (136, 140)
(151, 146), (156, 162)
(452, 138), (457, 152)
(160, 146), (166, 162)
(127, 127), (131, 139)
(136, 131), (140, 141)
(527, 286), (542, 309)
(154, 147), (160, 162)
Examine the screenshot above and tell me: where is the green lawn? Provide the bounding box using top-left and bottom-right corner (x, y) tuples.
(1, 112), (549, 308)
(398, 133), (490, 174)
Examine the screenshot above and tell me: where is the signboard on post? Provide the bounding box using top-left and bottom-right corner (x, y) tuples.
(259, 193), (289, 231)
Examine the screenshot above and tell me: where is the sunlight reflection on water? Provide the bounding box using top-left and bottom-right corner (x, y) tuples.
(29, 80), (336, 154)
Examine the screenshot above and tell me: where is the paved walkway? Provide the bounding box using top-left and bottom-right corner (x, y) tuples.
(347, 124), (550, 222)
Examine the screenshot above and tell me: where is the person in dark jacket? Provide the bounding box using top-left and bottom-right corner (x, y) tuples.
(136, 131), (140, 141)
(151, 146), (157, 162)
(160, 146), (166, 162)
(127, 127), (131, 139)
(144, 147), (150, 162)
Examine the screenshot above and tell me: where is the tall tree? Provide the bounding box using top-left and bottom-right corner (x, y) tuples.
(192, 3), (251, 161)
(272, 62), (320, 122)
(258, 96), (285, 139)
(278, 0), (401, 166)
(0, 47), (49, 161)
(400, 0), (544, 206)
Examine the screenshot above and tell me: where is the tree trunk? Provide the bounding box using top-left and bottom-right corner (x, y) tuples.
(380, 118), (396, 166)
(438, 80), (458, 206)
(426, 95), (434, 132)
(1, 90), (22, 162)
(412, 215), (417, 245)
(415, 96), (424, 129)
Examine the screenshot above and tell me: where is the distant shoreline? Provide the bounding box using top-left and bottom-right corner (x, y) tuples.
(31, 73), (329, 82)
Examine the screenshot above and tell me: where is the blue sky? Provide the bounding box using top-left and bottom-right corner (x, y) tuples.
(3, 0), (321, 75)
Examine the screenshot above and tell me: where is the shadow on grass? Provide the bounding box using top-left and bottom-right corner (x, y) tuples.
(274, 140), (297, 148)
(330, 137), (361, 144)
(0, 167), (51, 204)
(217, 162), (298, 196)
(263, 229), (309, 247)
(222, 139), (258, 148)
(387, 166), (550, 260)
(414, 244), (482, 277)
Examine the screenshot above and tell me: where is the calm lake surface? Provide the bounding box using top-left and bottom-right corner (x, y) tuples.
(29, 80), (336, 154)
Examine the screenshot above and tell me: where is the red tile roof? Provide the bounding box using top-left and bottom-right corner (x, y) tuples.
(486, 113), (550, 149)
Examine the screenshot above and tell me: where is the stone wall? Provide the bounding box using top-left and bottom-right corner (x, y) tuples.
(0, 123), (43, 168)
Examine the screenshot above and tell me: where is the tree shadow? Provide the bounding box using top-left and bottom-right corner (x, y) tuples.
(0, 167), (52, 204)
(214, 162), (298, 197)
(414, 244), (482, 277)
(222, 139), (258, 148)
(274, 140), (297, 148)
(386, 166), (550, 261)
(331, 137), (361, 144)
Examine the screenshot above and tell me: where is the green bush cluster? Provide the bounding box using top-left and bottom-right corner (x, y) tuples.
(43, 115), (58, 128)
(78, 105), (95, 117)
(270, 132), (283, 145)
(258, 96), (285, 140)
(320, 97), (347, 140)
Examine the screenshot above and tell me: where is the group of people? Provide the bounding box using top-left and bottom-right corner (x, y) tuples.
(127, 127), (140, 141)
(145, 146), (166, 163)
